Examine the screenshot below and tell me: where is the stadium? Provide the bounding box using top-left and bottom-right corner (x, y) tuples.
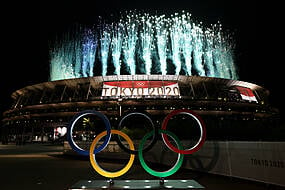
(1, 74), (279, 143)
(1, 11), (280, 143)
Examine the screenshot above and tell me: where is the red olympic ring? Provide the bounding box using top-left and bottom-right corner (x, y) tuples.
(161, 109), (206, 154)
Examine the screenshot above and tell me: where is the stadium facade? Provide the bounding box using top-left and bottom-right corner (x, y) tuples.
(1, 74), (279, 144)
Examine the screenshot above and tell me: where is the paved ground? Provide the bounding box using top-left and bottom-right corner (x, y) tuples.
(0, 143), (282, 190)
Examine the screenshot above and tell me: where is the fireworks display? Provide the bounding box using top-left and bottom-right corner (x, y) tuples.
(50, 11), (238, 81)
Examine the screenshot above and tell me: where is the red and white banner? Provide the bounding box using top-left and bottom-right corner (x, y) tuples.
(102, 81), (180, 97)
(235, 86), (258, 102)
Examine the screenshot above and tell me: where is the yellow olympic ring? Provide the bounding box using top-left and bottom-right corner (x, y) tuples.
(89, 129), (135, 178)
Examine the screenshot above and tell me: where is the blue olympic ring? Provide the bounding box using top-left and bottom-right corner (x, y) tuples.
(67, 110), (111, 156)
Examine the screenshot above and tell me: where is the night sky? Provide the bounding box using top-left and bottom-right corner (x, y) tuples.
(1, 0), (284, 120)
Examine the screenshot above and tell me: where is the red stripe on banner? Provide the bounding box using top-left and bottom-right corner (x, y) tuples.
(104, 81), (177, 88)
(235, 86), (255, 97)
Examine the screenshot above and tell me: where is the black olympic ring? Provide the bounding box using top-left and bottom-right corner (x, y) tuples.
(115, 112), (158, 154)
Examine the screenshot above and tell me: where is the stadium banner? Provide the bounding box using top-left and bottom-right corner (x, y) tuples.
(102, 81), (180, 97)
(235, 86), (258, 102)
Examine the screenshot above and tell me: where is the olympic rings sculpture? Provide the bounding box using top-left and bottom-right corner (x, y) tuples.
(67, 109), (206, 178)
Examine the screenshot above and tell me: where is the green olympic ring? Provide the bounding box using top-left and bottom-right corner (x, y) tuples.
(138, 129), (184, 178)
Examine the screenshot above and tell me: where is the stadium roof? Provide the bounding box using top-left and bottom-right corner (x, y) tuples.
(11, 75), (268, 99)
